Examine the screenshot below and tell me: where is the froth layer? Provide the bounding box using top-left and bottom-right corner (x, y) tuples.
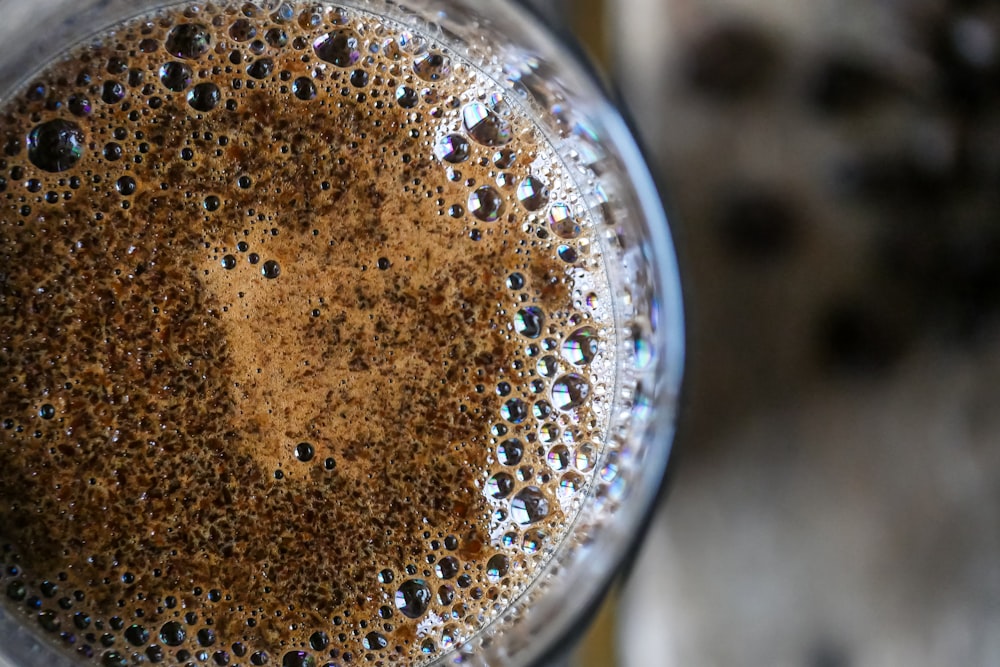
(0, 2), (614, 665)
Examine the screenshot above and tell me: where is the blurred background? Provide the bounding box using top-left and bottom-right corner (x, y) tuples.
(534, 0), (1000, 665)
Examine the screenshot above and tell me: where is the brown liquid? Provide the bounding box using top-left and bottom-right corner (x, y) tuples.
(0, 3), (611, 665)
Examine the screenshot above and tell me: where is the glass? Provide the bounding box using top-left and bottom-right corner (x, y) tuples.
(0, 1), (684, 666)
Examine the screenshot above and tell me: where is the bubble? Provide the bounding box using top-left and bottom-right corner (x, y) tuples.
(558, 471), (585, 498)
(562, 326), (598, 366)
(485, 554), (509, 583)
(294, 442), (313, 462)
(434, 556), (459, 579)
(38, 404), (55, 419)
(551, 374), (591, 411)
(435, 134), (469, 164)
(516, 176), (548, 211)
(261, 259), (280, 279)
(204, 195), (221, 211)
(27, 119), (85, 173)
(146, 645), (165, 663)
(394, 579), (431, 618)
(102, 651), (127, 667)
(349, 69), (369, 88)
(574, 444), (596, 472)
(115, 176), (137, 196)
(313, 30), (361, 67)
(493, 148), (516, 169)
(548, 203), (581, 239)
(124, 624), (150, 646)
(265, 28), (288, 48)
(159, 62), (193, 91)
(468, 186), (503, 222)
(247, 58), (274, 79)
(395, 86), (418, 108)
(159, 621), (186, 646)
(521, 529), (545, 554)
(486, 472), (514, 499)
(537, 355), (559, 378)
(250, 652), (269, 666)
(308, 632), (328, 651)
(557, 245), (578, 263)
(6, 580), (26, 601)
(101, 81), (126, 104)
(377, 569), (394, 584)
(437, 584), (454, 605)
(511, 486), (550, 524)
(68, 95), (92, 117)
(229, 18), (257, 42)
(506, 272), (525, 290)
(221, 255), (236, 270)
(292, 77), (317, 101)
(532, 400), (552, 420)
(103, 142), (123, 162)
(497, 438), (523, 466)
(539, 423), (559, 444)
(377, 257), (390, 270)
(546, 445), (570, 471)
(197, 628), (216, 647)
(413, 52), (451, 81)
(500, 398), (528, 424)
(421, 639), (436, 655)
(188, 83), (221, 112)
(165, 23), (212, 59)
(462, 102), (512, 146)
(513, 307), (543, 339)
(281, 651), (314, 667)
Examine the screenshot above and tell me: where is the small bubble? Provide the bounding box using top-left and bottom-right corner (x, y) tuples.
(68, 95), (92, 117)
(522, 529), (546, 554)
(265, 28), (288, 47)
(448, 204), (464, 218)
(238, 176), (252, 189)
(250, 652), (269, 666)
(204, 195), (221, 211)
(247, 58), (274, 79)
(116, 176), (136, 196)
(539, 422), (559, 444)
(514, 307), (544, 338)
(101, 651), (127, 667)
(557, 244), (578, 263)
(395, 86), (418, 108)
(323, 457), (336, 470)
(27, 119), (85, 173)
(165, 23), (212, 59)
(506, 272), (525, 290)
(377, 569), (394, 584)
(292, 77), (317, 101)
(537, 355), (559, 378)
(494, 148), (516, 169)
(500, 398), (529, 424)
(103, 142), (123, 162)
(486, 472), (515, 499)
(547, 445), (571, 471)
(497, 438), (523, 466)
(146, 645), (165, 663)
(197, 628), (216, 647)
(248, 253), (260, 265)
(468, 186), (503, 222)
(281, 651), (314, 667)
(377, 257), (390, 270)
(101, 81), (126, 104)
(261, 259), (280, 279)
(363, 632), (387, 651)
(6, 580), (26, 601)
(435, 556), (459, 579)
(551, 374), (591, 411)
(294, 442), (313, 462)
(188, 83), (221, 112)
(350, 69), (369, 87)
(413, 52), (451, 81)
(516, 176), (548, 211)
(511, 486), (550, 525)
(159, 621), (186, 647)
(229, 18), (257, 42)
(221, 255), (236, 270)
(486, 554), (509, 582)
(313, 30), (361, 67)
(159, 62), (193, 91)
(435, 134), (469, 163)
(308, 632), (328, 651)
(394, 579), (431, 619)
(548, 203), (581, 239)
(39, 404), (55, 419)
(463, 102), (512, 146)
(124, 624), (149, 647)
(562, 326), (598, 366)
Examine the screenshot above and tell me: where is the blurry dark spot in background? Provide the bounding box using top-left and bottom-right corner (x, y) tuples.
(685, 22), (781, 100)
(807, 640), (852, 667)
(715, 188), (798, 261)
(807, 55), (896, 114)
(818, 298), (910, 373)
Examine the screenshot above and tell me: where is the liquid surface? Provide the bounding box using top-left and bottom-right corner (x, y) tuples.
(0, 3), (614, 665)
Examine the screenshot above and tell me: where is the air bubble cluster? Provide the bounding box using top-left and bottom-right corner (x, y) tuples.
(0, 2), (614, 666)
